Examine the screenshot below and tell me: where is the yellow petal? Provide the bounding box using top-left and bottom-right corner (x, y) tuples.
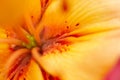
(36, 0), (120, 40)
(33, 1), (120, 80)
(19, 59), (44, 80)
(33, 17), (120, 80)
(35, 30), (120, 80)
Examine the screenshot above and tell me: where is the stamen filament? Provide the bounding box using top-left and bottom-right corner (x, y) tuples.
(0, 38), (22, 46)
(13, 26), (29, 43)
(34, 24), (43, 45)
(4, 48), (30, 78)
(24, 14), (35, 35)
(31, 47), (42, 65)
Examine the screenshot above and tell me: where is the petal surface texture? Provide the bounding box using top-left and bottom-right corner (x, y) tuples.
(35, 0), (120, 80)
(0, 0), (120, 80)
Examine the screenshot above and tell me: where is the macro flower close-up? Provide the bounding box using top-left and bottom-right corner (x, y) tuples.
(0, 0), (120, 80)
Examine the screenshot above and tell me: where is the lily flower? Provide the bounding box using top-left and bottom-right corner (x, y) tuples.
(0, 0), (120, 80)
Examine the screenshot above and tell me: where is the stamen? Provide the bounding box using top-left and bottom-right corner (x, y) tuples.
(13, 26), (29, 43)
(0, 38), (22, 46)
(34, 24), (43, 45)
(4, 48), (30, 79)
(31, 47), (42, 65)
(24, 14), (35, 35)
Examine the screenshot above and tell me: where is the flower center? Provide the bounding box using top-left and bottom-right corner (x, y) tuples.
(22, 35), (37, 49)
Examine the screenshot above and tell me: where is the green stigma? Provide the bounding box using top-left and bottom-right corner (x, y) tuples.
(22, 35), (37, 49)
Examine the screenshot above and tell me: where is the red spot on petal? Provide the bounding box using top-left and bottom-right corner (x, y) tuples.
(75, 23), (80, 26)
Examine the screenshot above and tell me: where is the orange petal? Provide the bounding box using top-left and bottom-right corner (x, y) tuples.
(0, 0), (41, 27)
(0, 28), (9, 49)
(0, 51), (11, 80)
(0, 28), (11, 80)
